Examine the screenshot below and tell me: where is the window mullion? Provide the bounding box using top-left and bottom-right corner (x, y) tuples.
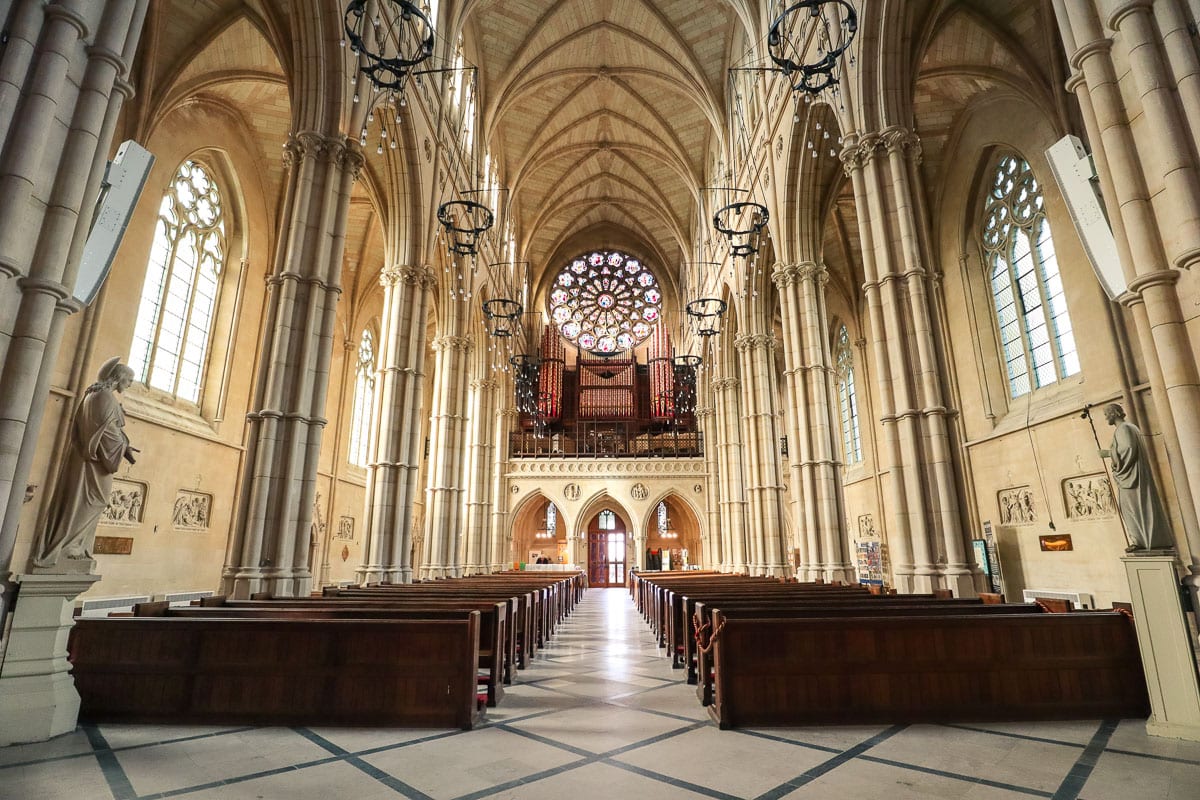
(146, 224), (183, 385)
(1010, 240), (1038, 392)
(1030, 218), (1064, 384)
(174, 227), (204, 400)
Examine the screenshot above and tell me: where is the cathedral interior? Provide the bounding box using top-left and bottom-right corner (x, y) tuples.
(1, 1), (1200, 797)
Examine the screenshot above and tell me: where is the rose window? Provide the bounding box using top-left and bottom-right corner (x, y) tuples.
(549, 251), (663, 355)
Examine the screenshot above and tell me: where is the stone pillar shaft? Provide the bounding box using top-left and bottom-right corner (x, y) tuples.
(0, 1), (147, 614)
(736, 333), (788, 576)
(1056, 0), (1200, 586)
(223, 132), (363, 598)
(712, 375), (748, 572)
(462, 376), (497, 574)
(357, 265), (431, 584)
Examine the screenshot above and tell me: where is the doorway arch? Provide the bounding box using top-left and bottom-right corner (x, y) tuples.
(585, 508), (628, 587)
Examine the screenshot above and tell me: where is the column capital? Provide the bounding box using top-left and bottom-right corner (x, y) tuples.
(772, 262), (801, 287)
(381, 264), (435, 288)
(735, 332), (775, 352)
(432, 335), (474, 352)
(711, 377), (741, 392)
(470, 377), (498, 391)
(796, 261), (828, 286)
(881, 126), (922, 163)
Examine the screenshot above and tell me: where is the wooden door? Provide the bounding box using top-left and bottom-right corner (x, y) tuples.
(587, 509), (627, 587)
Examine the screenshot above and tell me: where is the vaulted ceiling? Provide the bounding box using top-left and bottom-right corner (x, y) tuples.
(465, 0), (746, 296)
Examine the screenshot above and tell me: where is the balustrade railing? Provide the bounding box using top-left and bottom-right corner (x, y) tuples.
(510, 422), (703, 459)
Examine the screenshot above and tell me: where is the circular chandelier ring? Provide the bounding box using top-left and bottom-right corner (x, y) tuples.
(344, 1), (435, 87)
(766, 1), (858, 79)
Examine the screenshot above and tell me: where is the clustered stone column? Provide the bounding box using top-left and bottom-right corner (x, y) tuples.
(735, 332), (789, 576)
(462, 375), (498, 574)
(774, 261), (854, 582)
(695, 369), (723, 570)
(1052, 0), (1200, 603)
(420, 323), (473, 579)
(490, 406), (517, 571)
(711, 372), (748, 573)
(222, 131), (363, 598)
(841, 127), (972, 594)
(0, 0), (148, 614)
(357, 264), (433, 584)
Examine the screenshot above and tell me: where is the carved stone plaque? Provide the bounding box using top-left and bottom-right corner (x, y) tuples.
(998, 486), (1036, 526)
(857, 514), (877, 539)
(94, 535), (133, 555)
(100, 479), (147, 527)
(336, 515), (354, 541)
(1062, 474), (1116, 520)
(172, 490), (212, 531)
(631, 483), (648, 501)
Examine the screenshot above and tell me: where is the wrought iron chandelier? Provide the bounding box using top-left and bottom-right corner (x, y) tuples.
(482, 297), (522, 337)
(437, 199), (494, 257)
(343, 1), (436, 151)
(672, 354), (701, 417)
(686, 298), (728, 338)
(767, 1), (858, 98)
(713, 201), (769, 258)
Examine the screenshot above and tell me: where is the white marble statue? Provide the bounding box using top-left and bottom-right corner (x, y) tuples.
(1100, 403), (1174, 552)
(32, 358), (138, 570)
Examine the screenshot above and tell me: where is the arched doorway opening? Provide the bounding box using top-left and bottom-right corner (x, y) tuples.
(587, 509), (627, 587)
(509, 493), (565, 567)
(642, 494), (702, 571)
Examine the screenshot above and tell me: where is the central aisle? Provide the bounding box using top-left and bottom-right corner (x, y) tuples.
(4, 588), (1198, 799)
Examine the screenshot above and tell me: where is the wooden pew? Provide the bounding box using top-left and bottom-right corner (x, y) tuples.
(705, 610), (1149, 728)
(147, 599), (508, 706)
(69, 614), (485, 729)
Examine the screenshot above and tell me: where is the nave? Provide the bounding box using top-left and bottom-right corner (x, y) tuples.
(4, 589), (1199, 800)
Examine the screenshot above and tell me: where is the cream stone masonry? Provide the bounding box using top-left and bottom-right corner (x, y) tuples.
(1053, 0), (1200, 610)
(357, 264), (433, 584)
(0, 0), (147, 618)
(222, 132), (365, 599)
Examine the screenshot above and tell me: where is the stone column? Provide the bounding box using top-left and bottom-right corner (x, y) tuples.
(357, 264), (432, 584)
(712, 375), (748, 572)
(0, 0), (148, 614)
(775, 261), (854, 582)
(842, 135), (922, 592)
(223, 132), (364, 598)
(695, 402), (723, 570)
(462, 376), (497, 574)
(736, 332), (789, 577)
(1054, 0), (1200, 601)
(420, 332), (473, 579)
(490, 406), (516, 571)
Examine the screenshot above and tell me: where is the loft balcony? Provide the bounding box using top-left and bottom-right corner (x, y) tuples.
(509, 421), (703, 459)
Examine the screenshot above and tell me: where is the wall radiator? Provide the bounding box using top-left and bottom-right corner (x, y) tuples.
(78, 595), (152, 617)
(164, 590), (215, 606)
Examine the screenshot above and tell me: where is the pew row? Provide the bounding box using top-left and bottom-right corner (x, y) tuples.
(70, 614), (485, 729)
(706, 610), (1149, 728)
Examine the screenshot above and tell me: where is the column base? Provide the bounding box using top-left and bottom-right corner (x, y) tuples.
(938, 568), (979, 598)
(821, 564), (856, 584)
(355, 566), (411, 585)
(221, 568), (313, 598)
(0, 572), (101, 746)
(1123, 555), (1200, 741)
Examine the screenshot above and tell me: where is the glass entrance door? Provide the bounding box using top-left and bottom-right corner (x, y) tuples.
(587, 509), (626, 587)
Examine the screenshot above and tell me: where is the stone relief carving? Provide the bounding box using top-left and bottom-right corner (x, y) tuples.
(100, 479), (147, 527)
(564, 483), (581, 501)
(998, 486), (1036, 526)
(693, 484), (703, 494)
(631, 483), (648, 500)
(857, 514), (877, 539)
(336, 515), (355, 541)
(1062, 474), (1117, 520)
(172, 490), (212, 531)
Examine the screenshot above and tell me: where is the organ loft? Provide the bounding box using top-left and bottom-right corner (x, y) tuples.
(1, 1), (1200, 797)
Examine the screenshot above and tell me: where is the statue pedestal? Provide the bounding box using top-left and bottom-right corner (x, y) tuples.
(0, 571), (100, 746)
(1123, 555), (1200, 741)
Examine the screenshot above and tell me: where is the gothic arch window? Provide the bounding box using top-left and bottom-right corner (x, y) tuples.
(834, 324), (862, 465)
(348, 328), (377, 467)
(598, 509), (616, 531)
(129, 160), (227, 403)
(981, 153), (1080, 399)
(546, 502), (558, 536)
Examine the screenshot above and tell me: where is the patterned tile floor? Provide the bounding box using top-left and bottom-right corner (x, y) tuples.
(3, 588), (1200, 799)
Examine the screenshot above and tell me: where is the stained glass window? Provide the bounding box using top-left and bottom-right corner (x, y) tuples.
(981, 154), (1079, 399)
(129, 160), (226, 403)
(657, 502), (668, 535)
(599, 510), (616, 531)
(348, 329), (376, 467)
(834, 325), (862, 465)
(549, 251), (663, 355)
(546, 503), (557, 536)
